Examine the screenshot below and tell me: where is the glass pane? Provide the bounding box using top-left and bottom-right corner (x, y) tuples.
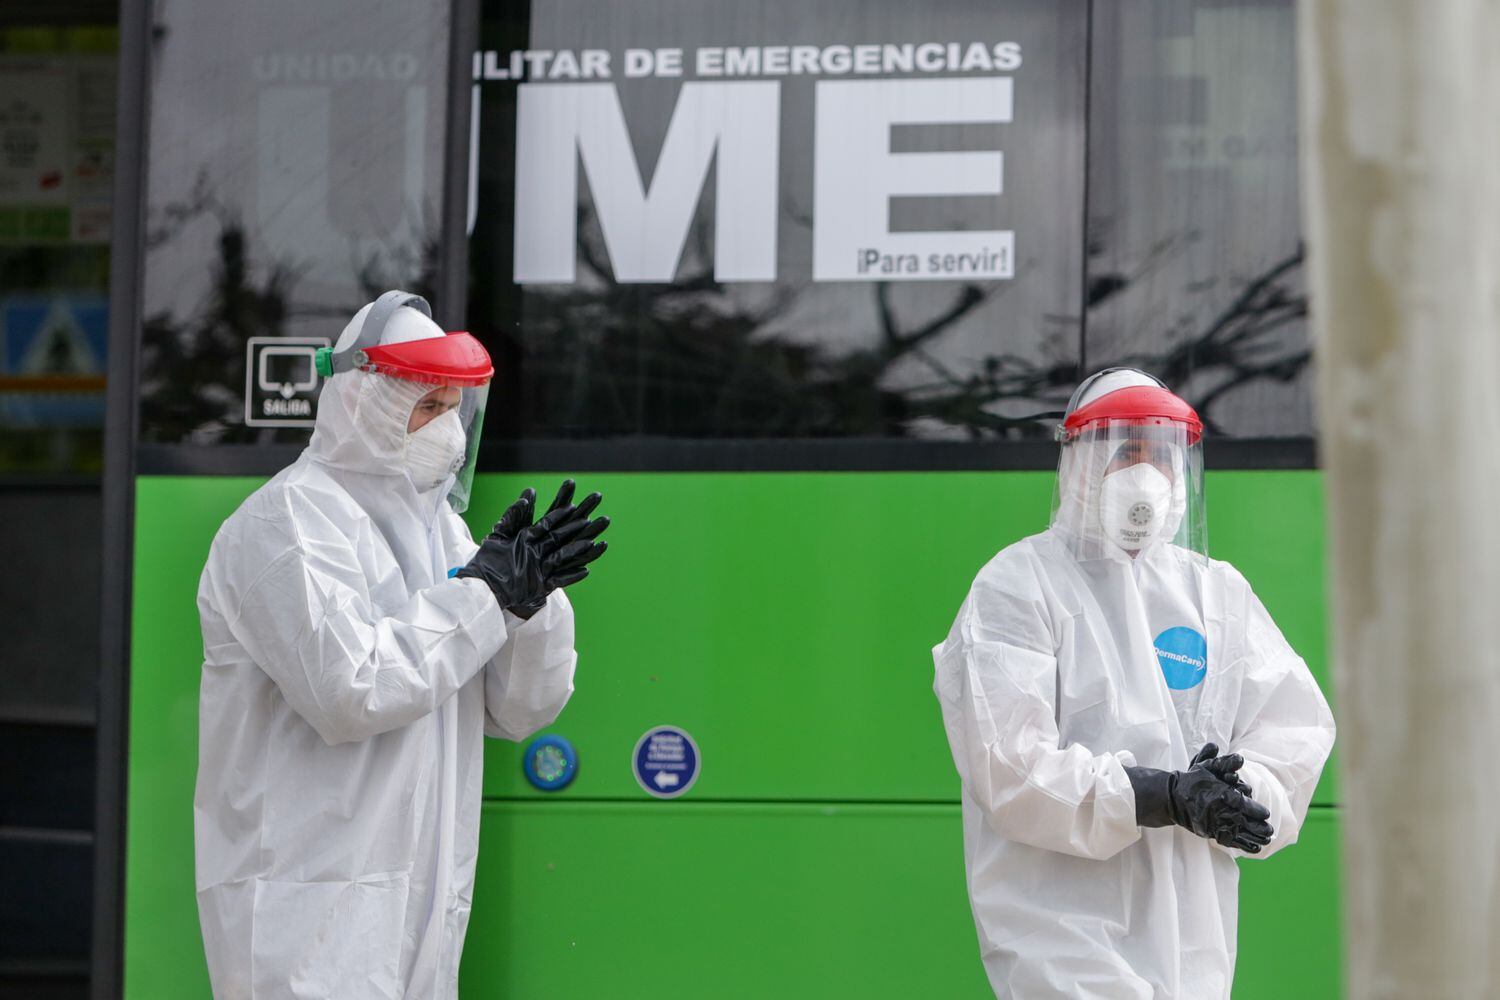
(470, 0), (1088, 456)
(136, 0), (453, 444)
(1085, 0), (1311, 439)
(0, 25), (116, 474)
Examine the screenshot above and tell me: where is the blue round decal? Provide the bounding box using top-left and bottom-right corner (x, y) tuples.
(1154, 627), (1208, 690)
(633, 725), (700, 799)
(523, 734), (578, 791)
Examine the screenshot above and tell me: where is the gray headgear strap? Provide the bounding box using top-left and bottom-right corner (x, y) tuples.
(326, 290), (433, 375)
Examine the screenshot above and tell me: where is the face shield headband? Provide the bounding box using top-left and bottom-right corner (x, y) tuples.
(315, 290), (494, 387)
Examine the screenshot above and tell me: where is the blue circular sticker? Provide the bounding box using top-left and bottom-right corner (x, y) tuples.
(523, 734), (578, 791)
(633, 725), (700, 799)
(1154, 627), (1208, 690)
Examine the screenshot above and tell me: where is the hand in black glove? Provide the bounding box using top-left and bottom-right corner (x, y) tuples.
(1125, 756), (1275, 853)
(1190, 742), (1255, 799)
(514, 479), (610, 590)
(454, 488), (553, 616)
(456, 482), (609, 619)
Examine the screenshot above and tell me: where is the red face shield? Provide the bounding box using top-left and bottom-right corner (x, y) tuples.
(356, 332), (493, 387)
(1061, 385), (1204, 444)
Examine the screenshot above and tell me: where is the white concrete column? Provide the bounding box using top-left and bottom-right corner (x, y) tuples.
(1298, 2), (1500, 996)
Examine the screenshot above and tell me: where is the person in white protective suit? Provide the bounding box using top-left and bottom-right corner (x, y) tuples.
(932, 368), (1334, 999)
(194, 291), (608, 999)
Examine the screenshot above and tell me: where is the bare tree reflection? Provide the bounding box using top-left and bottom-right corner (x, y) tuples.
(140, 217), (296, 444)
(500, 212), (1308, 441)
(1087, 242), (1309, 436)
(138, 177), (439, 444)
(139, 187), (1310, 445)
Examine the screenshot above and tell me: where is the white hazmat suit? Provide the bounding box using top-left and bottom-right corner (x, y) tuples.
(932, 371), (1334, 999)
(195, 306), (575, 999)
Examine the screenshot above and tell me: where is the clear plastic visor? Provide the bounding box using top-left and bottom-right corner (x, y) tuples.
(1049, 418), (1206, 562)
(448, 383), (487, 514)
(406, 382), (488, 514)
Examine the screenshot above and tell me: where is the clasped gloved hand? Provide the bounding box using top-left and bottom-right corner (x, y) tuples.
(1190, 742), (1255, 799)
(1125, 748), (1274, 853)
(456, 480), (609, 619)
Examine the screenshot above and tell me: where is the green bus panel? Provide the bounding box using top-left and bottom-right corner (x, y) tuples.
(468, 470), (1055, 805)
(124, 470), (1335, 998)
(458, 801), (1340, 998)
(459, 801), (994, 999)
(1237, 808), (1343, 998)
(468, 471), (1336, 804)
(1208, 471), (1337, 805)
(125, 479), (238, 1000)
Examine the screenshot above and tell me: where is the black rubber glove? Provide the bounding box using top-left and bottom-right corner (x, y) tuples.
(459, 482), (610, 619)
(517, 480), (610, 590)
(1125, 756), (1275, 853)
(454, 488), (555, 617)
(1190, 742), (1254, 799)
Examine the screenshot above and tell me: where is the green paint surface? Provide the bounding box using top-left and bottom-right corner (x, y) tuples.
(125, 478), (248, 999)
(468, 471), (1335, 805)
(459, 801), (1340, 999)
(124, 470), (1337, 997)
(1208, 471), (1338, 803)
(468, 470), (1055, 804)
(459, 800), (995, 998)
(1237, 808), (1343, 998)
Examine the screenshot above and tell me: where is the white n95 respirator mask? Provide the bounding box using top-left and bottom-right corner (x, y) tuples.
(404, 409), (467, 491)
(1098, 463), (1176, 551)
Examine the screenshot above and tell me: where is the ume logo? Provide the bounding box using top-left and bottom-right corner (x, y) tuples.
(511, 77), (1014, 285)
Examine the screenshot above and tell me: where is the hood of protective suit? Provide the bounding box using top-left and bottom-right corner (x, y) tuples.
(299, 302), (468, 586)
(306, 302), (445, 480)
(306, 365), (431, 477)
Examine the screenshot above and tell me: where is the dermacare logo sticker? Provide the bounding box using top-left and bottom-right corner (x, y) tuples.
(1154, 626), (1208, 690)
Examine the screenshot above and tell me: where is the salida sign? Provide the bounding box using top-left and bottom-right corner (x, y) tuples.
(475, 40), (1024, 285)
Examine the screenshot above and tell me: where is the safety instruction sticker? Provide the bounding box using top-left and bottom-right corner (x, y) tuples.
(632, 725), (700, 799)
